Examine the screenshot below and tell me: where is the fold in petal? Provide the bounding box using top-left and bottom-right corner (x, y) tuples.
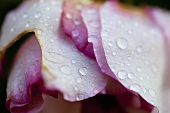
(0, 0), (108, 103)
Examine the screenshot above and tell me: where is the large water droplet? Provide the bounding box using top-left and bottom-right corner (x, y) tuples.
(130, 84), (141, 93)
(72, 29), (79, 37)
(117, 38), (128, 49)
(117, 70), (127, 79)
(127, 72), (134, 79)
(59, 65), (72, 75)
(79, 67), (87, 76)
(149, 89), (156, 97)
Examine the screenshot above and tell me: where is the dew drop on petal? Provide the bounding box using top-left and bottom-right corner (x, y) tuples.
(136, 46), (143, 53)
(127, 72), (134, 79)
(76, 77), (82, 83)
(117, 70), (127, 79)
(34, 11), (42, 19)
(79, 67), (87, 76)
(72, 29), (79, 37)
(130, 84), (141, 93)
(117, 38), (128, 49)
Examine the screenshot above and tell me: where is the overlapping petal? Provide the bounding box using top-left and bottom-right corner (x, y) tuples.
(0, 0), (108, 108)
(82, 1), (168, 112)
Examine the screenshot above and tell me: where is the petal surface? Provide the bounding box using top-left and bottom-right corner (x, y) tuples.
(6, 35), (44, 113)
(82, 1), (168, 112)
(0, 0), (108, 102)
(61, 0), (95, 58)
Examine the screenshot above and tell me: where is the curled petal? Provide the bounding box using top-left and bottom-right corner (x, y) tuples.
(0, 0), (108, 103)
(6, 35), (44, 113)
(61, 0), (95, 58)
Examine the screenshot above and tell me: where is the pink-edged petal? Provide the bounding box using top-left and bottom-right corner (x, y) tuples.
(6, 35), (44, 113)
(82, 1), (168, 112)
(1, 0), (107, 102)
(99, 1), (167, 112)
(61, 0), (95, 58)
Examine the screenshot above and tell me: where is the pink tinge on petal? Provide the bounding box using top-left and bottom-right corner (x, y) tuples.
(61, 1), (95, 58)
(82, 1), (167, 112)
(6, 35), (45, 113)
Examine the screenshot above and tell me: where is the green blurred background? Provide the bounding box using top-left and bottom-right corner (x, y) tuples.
(0, 0), (170, 113)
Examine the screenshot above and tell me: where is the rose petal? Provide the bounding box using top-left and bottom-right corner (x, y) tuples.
(0, 0), (108, 102)
(6, 35), (44, 113)
(82, 1), (168, 112)
(61, 0), (95, 58)
(99, 1), (167, 112)
(147, 7), (170, 113)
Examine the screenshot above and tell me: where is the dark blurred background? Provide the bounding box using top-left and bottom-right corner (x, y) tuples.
(0, 0), (170, 113)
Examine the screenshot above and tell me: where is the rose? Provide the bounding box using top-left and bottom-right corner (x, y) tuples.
(0, 0), (170, 113)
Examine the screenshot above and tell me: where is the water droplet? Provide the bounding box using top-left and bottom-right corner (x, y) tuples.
(140, 77), (143, 80)
(44, 23), (49, 26)
(112, 51), (117, 56)
(66, 13), (72, 19)
(130, 84), (141, 93)
(108, 41), (114, 47)
(71, 59), (77, 64)
(72, 29), (79, 37)
(46, 7), (50, 11)
(88, 35), (98, 43)
(76, 78), (82, 83)
(136, 46), (143, 53)
(117, 70), (127, 79)
(59, 65), (72, 75)
(128, 30), (132, 35)
(23, 14), (28, 18)
(136, 66), (142, 72)
(149, 89), (156, 97)
(127, 72), (134, 79)
(35, 11), (42, 19)
(76, 94), (84, 101)
(152, 65), (158, 73)
(117, 38), (128, 49)
(74, 86), (79, 91)
(74, 19), (81, 26)
(79, 67), (88, 76)
(25, 22), (30, 28)
(89, 20), (100, 28)
(10, 28), (14, 32)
